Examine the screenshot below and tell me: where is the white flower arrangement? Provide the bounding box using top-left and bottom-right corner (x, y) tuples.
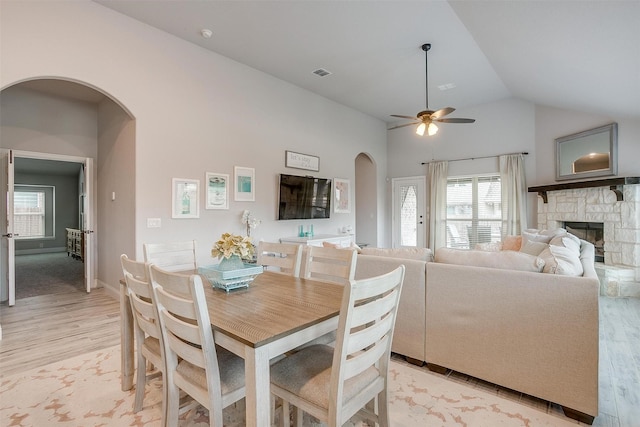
(241, 210), (261, 237)
(211, 233), (254, 260)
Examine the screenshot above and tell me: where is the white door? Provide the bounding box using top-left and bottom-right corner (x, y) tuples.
(81, 158), (94, 292)
(392, 176), (426, 248)
(1, 149), (16, 306)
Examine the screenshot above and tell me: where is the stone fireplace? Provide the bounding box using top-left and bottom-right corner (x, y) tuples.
(533, 182), (640, 297)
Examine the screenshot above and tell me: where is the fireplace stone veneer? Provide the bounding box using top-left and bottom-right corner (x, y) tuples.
(534, 184), (640, 297)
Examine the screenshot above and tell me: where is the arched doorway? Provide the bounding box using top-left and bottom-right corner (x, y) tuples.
(355, 152), (377, 247)
(0, 78), (135, 304)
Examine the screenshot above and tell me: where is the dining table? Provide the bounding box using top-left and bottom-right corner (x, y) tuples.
(120, 269), (344, 427)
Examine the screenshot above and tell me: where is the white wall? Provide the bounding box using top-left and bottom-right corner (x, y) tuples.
(1, 1), (387, 288)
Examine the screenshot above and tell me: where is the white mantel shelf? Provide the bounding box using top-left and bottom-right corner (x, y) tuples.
(528, 177), (640, 203)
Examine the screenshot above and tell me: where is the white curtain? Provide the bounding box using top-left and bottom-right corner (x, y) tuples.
(428, 161), (448, 250)
(500, 154), (528, 236)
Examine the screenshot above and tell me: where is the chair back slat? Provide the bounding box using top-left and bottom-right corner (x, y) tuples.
(304, 246), (357, 285)
(257, 241), (303, 277)
(144, 240), (197, 272)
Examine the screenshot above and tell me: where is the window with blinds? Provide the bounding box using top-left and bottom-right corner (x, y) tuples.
(446, 175), (501, 249)
(14, 191), (46, 238)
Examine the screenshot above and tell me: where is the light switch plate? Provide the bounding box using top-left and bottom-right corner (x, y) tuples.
(147, 218), (161, 228)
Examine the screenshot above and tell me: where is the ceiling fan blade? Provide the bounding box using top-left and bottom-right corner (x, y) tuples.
(388, 122), (420, 130)
(434, 118), (476, 123)
(430, 107), (455, 119)
(390, 114), (418, 120)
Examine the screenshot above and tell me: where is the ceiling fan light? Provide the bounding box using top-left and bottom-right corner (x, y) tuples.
(416, 122), (426, 136)
(428, 122), (438, 136)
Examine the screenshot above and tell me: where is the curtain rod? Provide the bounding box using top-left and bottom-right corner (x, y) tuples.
(420, 151), (528, 165)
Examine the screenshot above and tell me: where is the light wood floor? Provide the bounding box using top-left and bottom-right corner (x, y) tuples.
(1, 288), (638, 426)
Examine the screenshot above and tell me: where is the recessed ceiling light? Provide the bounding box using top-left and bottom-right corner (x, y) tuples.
(312, 68), (332, 77)
(201, 29), (213, 39)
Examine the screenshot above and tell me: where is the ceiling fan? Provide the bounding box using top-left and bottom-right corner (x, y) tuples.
(389, 43), (475, 136)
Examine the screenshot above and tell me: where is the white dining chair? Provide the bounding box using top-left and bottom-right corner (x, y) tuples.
(256, 241), (303, 277)
(143, 240), (197, 272)
(303, 245), (357, 286)
(149, 264), (246, 427)
(270, 265), (405, 427)
(120, 254), (166, 422)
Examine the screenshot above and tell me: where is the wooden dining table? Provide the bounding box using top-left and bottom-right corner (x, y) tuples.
(120, 270), (344, 427)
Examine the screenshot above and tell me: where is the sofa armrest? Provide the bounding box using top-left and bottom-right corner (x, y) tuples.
(356, 255), (427, 363)
(426, 262), (599, 417)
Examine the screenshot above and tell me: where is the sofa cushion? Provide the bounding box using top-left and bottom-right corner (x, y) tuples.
(359, 247), (433, 262)
(435, 248), (545, 273)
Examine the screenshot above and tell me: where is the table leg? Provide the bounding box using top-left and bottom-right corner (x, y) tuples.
(244, 346), (271, 427)
(120, 281), (134, 391)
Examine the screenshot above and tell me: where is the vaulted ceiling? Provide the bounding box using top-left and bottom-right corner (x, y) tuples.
(66, 1), (640, 124)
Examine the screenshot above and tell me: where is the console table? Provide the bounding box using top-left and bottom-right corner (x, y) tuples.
(280, 233), (354, 248)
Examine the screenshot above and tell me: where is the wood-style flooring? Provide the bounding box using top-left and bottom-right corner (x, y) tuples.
(1, 287), (638, 426)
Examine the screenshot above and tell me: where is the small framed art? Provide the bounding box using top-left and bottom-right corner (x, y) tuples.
(172, 178), (199, 218)
(205, 172), (229, 210)
(234, 166), (255, 202)
(285, 150), (320, 172)
(334, 178), (351, 213)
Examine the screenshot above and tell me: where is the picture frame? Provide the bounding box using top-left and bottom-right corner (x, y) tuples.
(205, 172), (229, 210)
(285, 150), (320, 172)
(172, 178), (199, 218)
(334, 178), (351, 213)
(234, 166), (255, 202)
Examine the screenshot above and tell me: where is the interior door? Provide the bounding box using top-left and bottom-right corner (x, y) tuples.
(392, 176), (426, 248)
(1, 149), (16, 306)
(82, 158), (94, 292)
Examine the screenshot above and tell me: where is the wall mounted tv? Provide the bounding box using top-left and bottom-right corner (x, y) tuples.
(278, 174), (332, 220)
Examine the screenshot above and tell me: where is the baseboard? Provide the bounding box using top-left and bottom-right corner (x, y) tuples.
(98, 279), (120, 301)
(16, 247), (67, 255)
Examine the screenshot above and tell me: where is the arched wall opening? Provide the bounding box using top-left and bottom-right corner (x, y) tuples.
(1, 77), (136, 300)
(355, 152), (378, 247)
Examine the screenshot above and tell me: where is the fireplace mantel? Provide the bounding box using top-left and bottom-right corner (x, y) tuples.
(528, 177), (640, 203)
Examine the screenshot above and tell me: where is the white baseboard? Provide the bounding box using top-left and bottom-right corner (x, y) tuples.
(15, 247), (67, 256)
(98, 279), (120, 301)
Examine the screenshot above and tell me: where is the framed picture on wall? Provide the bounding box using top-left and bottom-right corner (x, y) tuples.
(205, 172), (229, 210)
(172, 178), (200, 218)
(234, 166), (255, 202)
(334, 178), (351, 213)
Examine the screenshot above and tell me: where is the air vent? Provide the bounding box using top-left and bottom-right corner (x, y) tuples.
(312, 68), (332, 77)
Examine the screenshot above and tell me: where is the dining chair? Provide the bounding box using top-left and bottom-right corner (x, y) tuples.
(303, 245), (357, 286)
(143, 240), (197, 272)
(256, 241), (303, 277)
(270, 265), (406, 427)
(149, 264), (246, 427)
(120, 254), (166, 421)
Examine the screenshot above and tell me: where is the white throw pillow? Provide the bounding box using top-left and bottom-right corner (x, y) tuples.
(519, 240), (548, 256)
(539, 245), (584, 276)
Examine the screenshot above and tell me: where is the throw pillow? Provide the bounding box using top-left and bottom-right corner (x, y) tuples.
(538, 245), (584, 276)
(434, 248), (545, 273)
(502, 235), (522, 251)
(519, 240), (548, 256)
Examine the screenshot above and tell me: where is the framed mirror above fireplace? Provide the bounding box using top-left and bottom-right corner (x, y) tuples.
(556, 123), (618, 181)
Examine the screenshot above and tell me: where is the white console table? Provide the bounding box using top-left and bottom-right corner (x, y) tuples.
(280, 234), (354, 248)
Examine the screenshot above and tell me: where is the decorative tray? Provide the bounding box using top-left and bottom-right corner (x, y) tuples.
(198, 264), (264, 292)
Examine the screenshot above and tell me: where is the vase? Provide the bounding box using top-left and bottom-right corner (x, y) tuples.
(218, 254), (244, 271)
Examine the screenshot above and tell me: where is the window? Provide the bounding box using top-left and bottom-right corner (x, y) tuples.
(446, 175), (501, 249)
(13, 185), (55, 239)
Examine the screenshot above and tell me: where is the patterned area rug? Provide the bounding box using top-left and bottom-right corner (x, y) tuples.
(0, 346), (581, 426)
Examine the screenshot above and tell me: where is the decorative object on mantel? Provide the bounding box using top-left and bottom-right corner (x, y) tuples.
(388, 43), (475, 136)
(556, 123), (617, 181)
(241, 210), (261, 237)
(528, 177), (640, 203)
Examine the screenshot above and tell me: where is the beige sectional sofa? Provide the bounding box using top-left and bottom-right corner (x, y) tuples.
(352, 239), (599, 424)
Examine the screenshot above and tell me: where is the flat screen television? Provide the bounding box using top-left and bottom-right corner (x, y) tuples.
(278, 174), (332, 220)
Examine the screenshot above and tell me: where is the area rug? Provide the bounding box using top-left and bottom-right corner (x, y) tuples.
(0, 345), (582, 426)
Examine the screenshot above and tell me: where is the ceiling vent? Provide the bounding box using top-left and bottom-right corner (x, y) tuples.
(312, 68), (332, 77)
